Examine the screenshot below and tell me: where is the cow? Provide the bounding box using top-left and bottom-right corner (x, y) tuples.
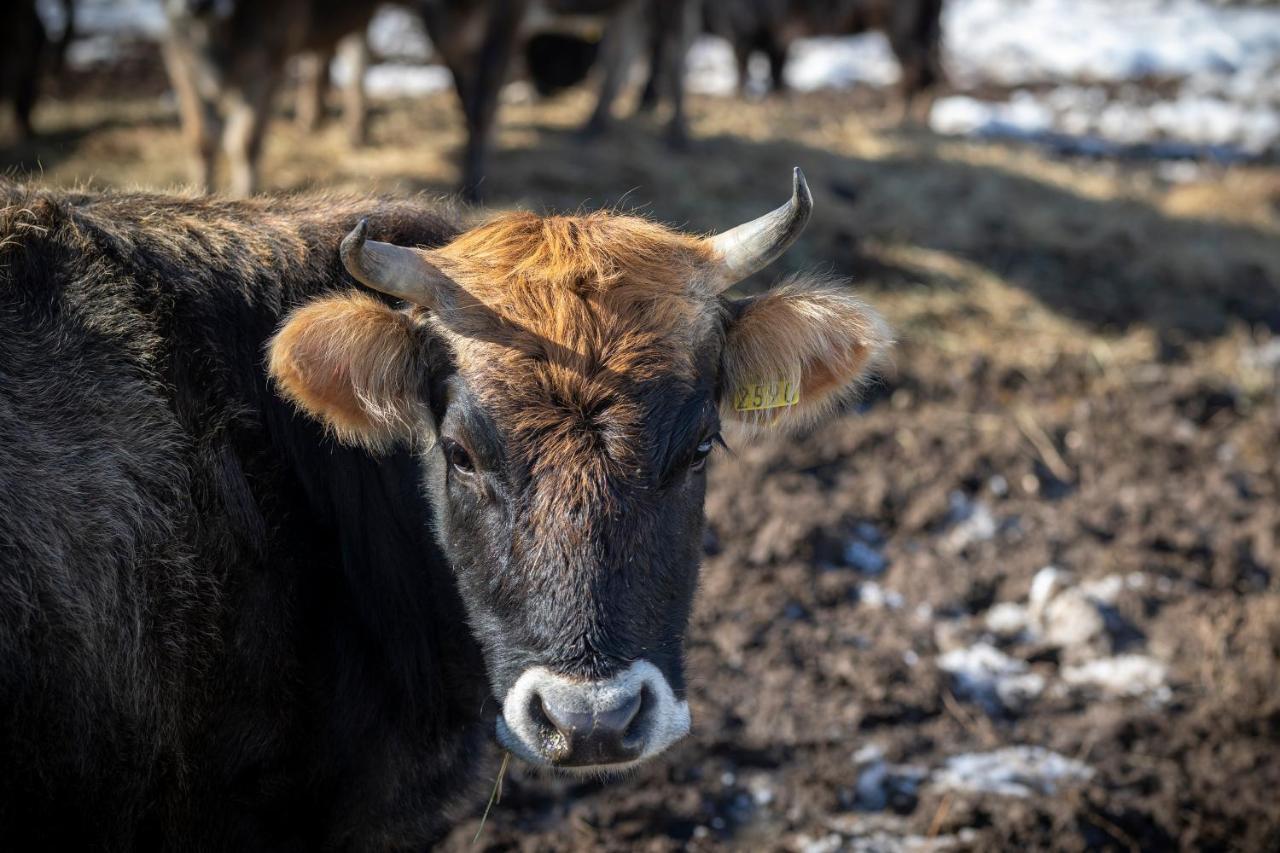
(162, 0), (381, 196)
(0, 0), (73, 141)
(0, 169), (887, 847)
(702, 0), (946, 110)
(418, 0), (696, 198)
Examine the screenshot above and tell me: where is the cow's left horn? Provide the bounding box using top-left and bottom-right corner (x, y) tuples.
(707, 167), (812, 293)
(340, 218), (459, 311)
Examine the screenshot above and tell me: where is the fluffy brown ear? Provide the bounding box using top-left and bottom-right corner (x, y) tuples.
(268, 292), (430, 452)
(720, 278), (890, 431)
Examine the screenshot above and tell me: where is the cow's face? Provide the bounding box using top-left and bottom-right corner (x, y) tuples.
(269, 172), (888, 772)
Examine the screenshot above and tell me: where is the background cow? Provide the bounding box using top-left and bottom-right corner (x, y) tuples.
(419, 0), (696, 198)
(703, 0), (946, 108)
(0, 173), (885, 846)
(162, 0), (382, 196)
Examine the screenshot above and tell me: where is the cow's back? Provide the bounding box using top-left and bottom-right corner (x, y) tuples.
(0, 184), (472, 848)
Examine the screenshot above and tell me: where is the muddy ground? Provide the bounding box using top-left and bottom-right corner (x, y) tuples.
(5, 56), (1279, 851)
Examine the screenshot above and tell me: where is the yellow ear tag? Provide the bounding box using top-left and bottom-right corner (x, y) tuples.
(732, 380), (800, 412)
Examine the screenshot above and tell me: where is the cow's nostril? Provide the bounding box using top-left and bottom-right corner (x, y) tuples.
(535, 686), (645, 766)
(529, 694), (556, 738)
(592, 690), (642, 737)
(622, 685), (653, 747)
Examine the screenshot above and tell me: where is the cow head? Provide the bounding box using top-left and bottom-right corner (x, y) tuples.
(268, 170), (888, 773)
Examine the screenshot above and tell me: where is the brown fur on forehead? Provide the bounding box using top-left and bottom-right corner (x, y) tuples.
(428, 210), (716, 305)
(427, 211), (721, 469)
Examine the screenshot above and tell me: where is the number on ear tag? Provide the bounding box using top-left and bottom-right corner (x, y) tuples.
(732, 380), (800, 412)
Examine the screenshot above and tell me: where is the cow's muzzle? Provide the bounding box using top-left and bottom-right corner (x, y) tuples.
(496, 660), (690, 771)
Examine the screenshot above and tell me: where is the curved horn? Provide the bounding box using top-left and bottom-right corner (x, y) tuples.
(707, 167), (813, 293)
(340, 218), (458, 311)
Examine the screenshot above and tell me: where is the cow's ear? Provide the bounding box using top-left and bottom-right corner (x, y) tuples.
(720, 279), (889, 432)
(268, 292), (433, 452)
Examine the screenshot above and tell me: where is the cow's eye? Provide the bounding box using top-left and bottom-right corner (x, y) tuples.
(441, 438), (475, 474)
(690, 437), (716, 472)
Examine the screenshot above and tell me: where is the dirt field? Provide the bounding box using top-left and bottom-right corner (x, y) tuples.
(6, 69), (1279, 851)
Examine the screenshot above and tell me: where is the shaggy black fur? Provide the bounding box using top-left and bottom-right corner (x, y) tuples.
(0, 185), (493, 850)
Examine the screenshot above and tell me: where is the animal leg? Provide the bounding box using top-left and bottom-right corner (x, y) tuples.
(294, 50), (330, 132)
(766, 42), (789, 95)
(222, 77), (278, 198)
(657, 0), (695, 148)
(636, 26), (664, 114)
(582, 0), (643, 137)
(338, 33), (369, 147)
(458, 0), (527, 199)
(161, 39), (221, 193)
(735, 45), (752, 95)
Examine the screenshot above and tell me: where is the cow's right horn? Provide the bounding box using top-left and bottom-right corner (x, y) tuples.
(340, 218), (459, 312)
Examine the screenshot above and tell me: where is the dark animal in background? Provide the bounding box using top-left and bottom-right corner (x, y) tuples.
(702, 0), (946, 106)
(419, 0), (696, 199)
(0, 172), (886, 847)
(525, 30), (602, 96)
(0, 0), (74, 140)
(162, 0), (380, 196)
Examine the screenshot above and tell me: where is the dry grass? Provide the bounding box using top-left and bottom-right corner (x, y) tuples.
(6, 86), (1276, 395)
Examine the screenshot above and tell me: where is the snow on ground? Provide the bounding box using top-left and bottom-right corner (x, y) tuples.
(937, 643), (1045, 714)
(933, 746), (1094, 798)
(944, 0), (1280, 86)
(1062, 655), (1172, 702)
(935, 0), (1280, 157)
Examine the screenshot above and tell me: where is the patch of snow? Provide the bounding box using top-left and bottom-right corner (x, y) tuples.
(355, 64), (453, 98)
(1242, 338), (1280, 373)
(1027, 566), (1110, 649)
(942, 491), (999, 552)
(685, 38), (741, 96)
(746, 773), (775, 807)
(686, 32), (900, 96)
(934, 746), (1094, 798)
(859, 582), (905, 610)
(1026, 568), (1144, 651)
(984, 602), (1031, 639)
(930, 87), (1280, 156)
(366, 6), (433, 62)
(784, 35), (901, 91)
(938, 643), (1045, 714)
(1041, 587), (1108, 648)
(1062, 654), (1171, 701)
(932, 92), (1055, 136)
(1029, 565), (1072, 612)
(1079, 574), (1126, 604)
(933, 0), (1280, 155)
(943, 0), (1280, 88)
(797, 833), (845, 853)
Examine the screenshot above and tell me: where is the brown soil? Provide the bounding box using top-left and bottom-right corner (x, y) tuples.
(5, 72), (1279, 852)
